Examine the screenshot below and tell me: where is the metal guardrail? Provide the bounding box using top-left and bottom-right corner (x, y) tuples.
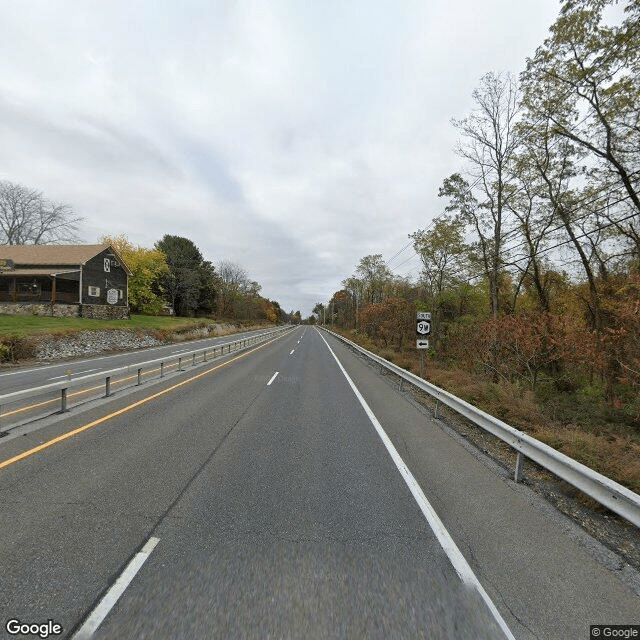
(0, 326), (292, 423)
(321, 328), (640, 528)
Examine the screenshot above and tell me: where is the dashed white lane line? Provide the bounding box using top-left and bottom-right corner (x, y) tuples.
(267, 371), (279, 386)
(290, 350), (295, 355)
(72, 537), (160, 640)
(48, 368), (98, 380)
(316, 329), (515, 640)
(0, 364), (54, 377)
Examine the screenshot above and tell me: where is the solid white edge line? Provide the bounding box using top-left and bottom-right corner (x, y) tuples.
(316, 329), (515, 640)
(72, 536), (160, 640)
(267, 371), (279, 386)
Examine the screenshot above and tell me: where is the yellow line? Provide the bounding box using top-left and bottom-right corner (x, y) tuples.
(2, 363), (181, 417)
(0, 336), (281, 471)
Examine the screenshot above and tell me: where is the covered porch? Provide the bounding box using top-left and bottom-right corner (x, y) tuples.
(0, 269), (80, 304)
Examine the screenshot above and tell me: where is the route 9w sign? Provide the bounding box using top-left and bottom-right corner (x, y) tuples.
(416, 312), (431, 349)
(416, 312), (431, 335)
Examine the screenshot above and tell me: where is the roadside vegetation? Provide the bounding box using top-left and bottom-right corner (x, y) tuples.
(315, 0), (640, 494)
(328, 325), (640, 495)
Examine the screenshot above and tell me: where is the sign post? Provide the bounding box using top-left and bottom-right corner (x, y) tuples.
(416, 312), (431, 378)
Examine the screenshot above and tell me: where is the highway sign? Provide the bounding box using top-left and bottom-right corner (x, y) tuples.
(416, 311), (432, 351)
(417, 320), (431, 335)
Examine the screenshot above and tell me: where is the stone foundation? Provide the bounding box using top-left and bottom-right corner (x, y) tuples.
(80, 304), (130, 320)
(0, 303), (80, 318)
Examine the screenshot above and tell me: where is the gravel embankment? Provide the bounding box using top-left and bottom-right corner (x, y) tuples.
(32, 323), (241, 361)
(35, 330), (166, 360)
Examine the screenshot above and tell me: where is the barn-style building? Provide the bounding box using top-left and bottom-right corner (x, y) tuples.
(0, 244), (132, 319)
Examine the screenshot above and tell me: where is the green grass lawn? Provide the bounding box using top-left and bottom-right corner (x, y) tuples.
(0, 314), (209, 338)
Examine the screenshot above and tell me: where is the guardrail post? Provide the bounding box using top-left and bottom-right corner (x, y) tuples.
(192, 353), (196, 366)
(137, 368), (142, 386)
(61, 388), (68, 412)
(399, 378), (404, 391)
(434, 397), (439, 419)
(105, 376), (111, 397)
(178, 357), (182, 371)
(204, 350), (207, 362)
(514, 451), (525, 483)
(160, 362), (164, 378)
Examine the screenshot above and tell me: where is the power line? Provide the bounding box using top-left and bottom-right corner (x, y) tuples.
(385, 240), (413, 266)
(424, 194), (637, 287)
(382, 72), (636, 283)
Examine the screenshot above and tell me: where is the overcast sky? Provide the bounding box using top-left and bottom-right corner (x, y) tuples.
(0, 0), (561, 314)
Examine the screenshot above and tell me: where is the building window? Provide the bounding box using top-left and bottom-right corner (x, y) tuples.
(88, 286), (100, 297)
(17, 281), (41, 296)
(104, 258), (110, 272)
(118, 289), (123, 300)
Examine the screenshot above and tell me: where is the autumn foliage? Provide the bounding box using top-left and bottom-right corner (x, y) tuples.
(359, 298), (414, 350)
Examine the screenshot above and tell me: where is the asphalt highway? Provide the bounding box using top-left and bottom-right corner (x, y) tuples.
(0, 326), (637, 639)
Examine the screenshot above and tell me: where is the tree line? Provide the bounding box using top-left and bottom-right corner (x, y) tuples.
(102, 233), (288, 323)
(319, 0), (640, 412)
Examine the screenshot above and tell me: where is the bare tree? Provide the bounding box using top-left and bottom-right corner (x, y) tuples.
(0, 180), (83, 245)
(450, 71), (522, 318)
(521, 0), (640, 215)
(216, 260), (250, 318)
(217, 260), (249, 289)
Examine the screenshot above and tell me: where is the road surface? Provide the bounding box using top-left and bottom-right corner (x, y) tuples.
(0, 326), (637, 638)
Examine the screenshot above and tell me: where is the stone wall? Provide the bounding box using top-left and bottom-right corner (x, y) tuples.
(0, 302), (130, 319)
(80, 304), (130, 320)
(35, 329), (164, 359)
(0, 303), (79, 318)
